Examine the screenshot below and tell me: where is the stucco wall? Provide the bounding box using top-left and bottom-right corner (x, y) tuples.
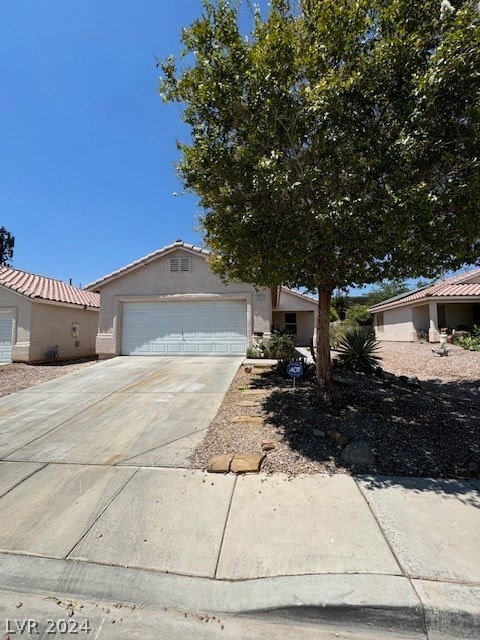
(272, 289), (317, 345)
(272, 310), (315, 346)
(412, 304), (430, 336)
(276, 290), (317, 312)
(95, 249), (272, 357)
(0, 287), (98, 362)
(0, 287), (32, 361)
(375, 300), (480, 343)
(29, 302), (98, 361)
(374, 306), (416, 341)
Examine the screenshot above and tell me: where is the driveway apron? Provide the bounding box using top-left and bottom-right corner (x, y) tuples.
(1, 356), (242, 466)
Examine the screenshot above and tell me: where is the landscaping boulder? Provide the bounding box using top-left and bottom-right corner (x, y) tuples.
(341, 441), (375, 466)
(207, 454), (234, 473)
(261, 440), (275, 452)
(231, 453), (264, 473)
(232, 416), (264, 424)
(326, 429), (350, 447)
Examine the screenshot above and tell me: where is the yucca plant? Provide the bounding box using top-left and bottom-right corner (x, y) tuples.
(336, 329), (381, 373)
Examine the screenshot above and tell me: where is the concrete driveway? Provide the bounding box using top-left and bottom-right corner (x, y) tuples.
(1, 356), (479, 639)
(0, 356), (242, 465)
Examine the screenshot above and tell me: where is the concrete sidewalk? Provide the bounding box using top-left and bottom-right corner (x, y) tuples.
(0, 358), (479, 638)
(0, 464), (478, 638)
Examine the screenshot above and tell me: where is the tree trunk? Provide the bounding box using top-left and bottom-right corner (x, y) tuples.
(316, 288), (334, 397)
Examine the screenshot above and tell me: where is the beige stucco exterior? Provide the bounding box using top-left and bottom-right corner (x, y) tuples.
(373, 299), (480, 343)
(371, 270), (480, 342)
(92, 247), (272, 358)
(272, 288), (317, 346)
(0, 286), (98, 362)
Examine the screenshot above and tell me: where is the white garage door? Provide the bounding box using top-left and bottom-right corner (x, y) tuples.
(0, 312), (13, 363)
(122, 300), (247, 356)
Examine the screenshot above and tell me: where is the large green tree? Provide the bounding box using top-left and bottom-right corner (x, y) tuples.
(0, 227), (14, 266)
(160, 0), (480, 394)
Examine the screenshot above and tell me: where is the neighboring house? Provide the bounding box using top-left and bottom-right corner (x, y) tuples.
(0, 266), (100, 363)
(369, 268), (480, 343)
(85, 240), (318, 359)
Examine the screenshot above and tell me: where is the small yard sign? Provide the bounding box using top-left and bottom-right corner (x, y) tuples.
(287, 361), (303, 390)
(287, 362), (303, 378)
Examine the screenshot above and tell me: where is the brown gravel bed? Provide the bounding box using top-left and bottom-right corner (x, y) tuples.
(189, 342), (480, 478)
(0, 359), (98, 398)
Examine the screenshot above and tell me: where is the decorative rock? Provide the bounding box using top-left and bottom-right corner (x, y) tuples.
(341, 441), (375, 466)
(285, 426), (301, 434)
(207, 454), (234, 473)
(230, 453), (264, 473)
(407, 376), (420, 387)
(243, 389), (269, 395)
(261, 440), (275, 452)
(326, 429), (350, 447)
(313, 429), (325, 438)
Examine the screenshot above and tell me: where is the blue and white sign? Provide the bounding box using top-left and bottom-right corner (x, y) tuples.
(287, 362), (304, 379)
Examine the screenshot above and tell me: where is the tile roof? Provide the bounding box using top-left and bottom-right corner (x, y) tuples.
(369, 268), (480, 313)
(85, 241), (211, 290)
(0, 265), (100, 308)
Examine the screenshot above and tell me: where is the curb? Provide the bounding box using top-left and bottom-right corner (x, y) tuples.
(0, 554), (429, 636)
(1, 554), (478, 638)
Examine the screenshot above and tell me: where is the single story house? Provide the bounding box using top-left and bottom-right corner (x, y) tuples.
(85, 240), (318, 358)
(369, 268), (480, 343)
(0, 266), (100, 363)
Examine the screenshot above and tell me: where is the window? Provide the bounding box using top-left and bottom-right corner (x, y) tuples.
(284, 312), (297, 335)
(170, 257), (190, 273)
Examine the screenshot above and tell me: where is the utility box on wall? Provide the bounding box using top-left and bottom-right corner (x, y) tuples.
(72, 323), (80, 338)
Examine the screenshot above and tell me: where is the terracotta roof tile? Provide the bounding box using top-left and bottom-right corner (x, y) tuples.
(0, 266), (100, 308)
(370, 268), (480, 313)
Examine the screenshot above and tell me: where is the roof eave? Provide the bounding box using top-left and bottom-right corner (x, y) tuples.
(33, 297), (99, 311)
(85, 242), (210, 291)
(370, 293), (480, 313)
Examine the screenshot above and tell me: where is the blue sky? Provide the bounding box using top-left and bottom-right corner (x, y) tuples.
(2, 0), (256, 287)
(0, 1), (464, 294)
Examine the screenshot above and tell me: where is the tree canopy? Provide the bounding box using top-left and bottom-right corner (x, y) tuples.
(0, 227), (14, 266)
(160, 0), (480, 391)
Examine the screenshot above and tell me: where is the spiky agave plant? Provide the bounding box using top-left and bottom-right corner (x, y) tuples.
(336, 329), (381, 373)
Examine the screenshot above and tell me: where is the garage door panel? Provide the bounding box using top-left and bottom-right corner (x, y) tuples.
(122, 301), (246, 356)
(151, 343), (168, 355)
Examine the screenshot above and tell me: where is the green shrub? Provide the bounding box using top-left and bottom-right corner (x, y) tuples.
(336, 328), (381, 373)
(329, 306), (339, 322)
(455, 326), (480, 351)
(266, 331), (296, 360)
(345, 304), (372, 326)
(330, 323), (347, 349)
(246, 336), (266, 358)
(330, 318), (358, 348)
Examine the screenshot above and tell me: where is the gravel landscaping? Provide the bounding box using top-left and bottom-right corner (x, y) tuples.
(190, 342), (480, 478)
(1, 344), (478, 478)
(0, 359), (98, 398)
